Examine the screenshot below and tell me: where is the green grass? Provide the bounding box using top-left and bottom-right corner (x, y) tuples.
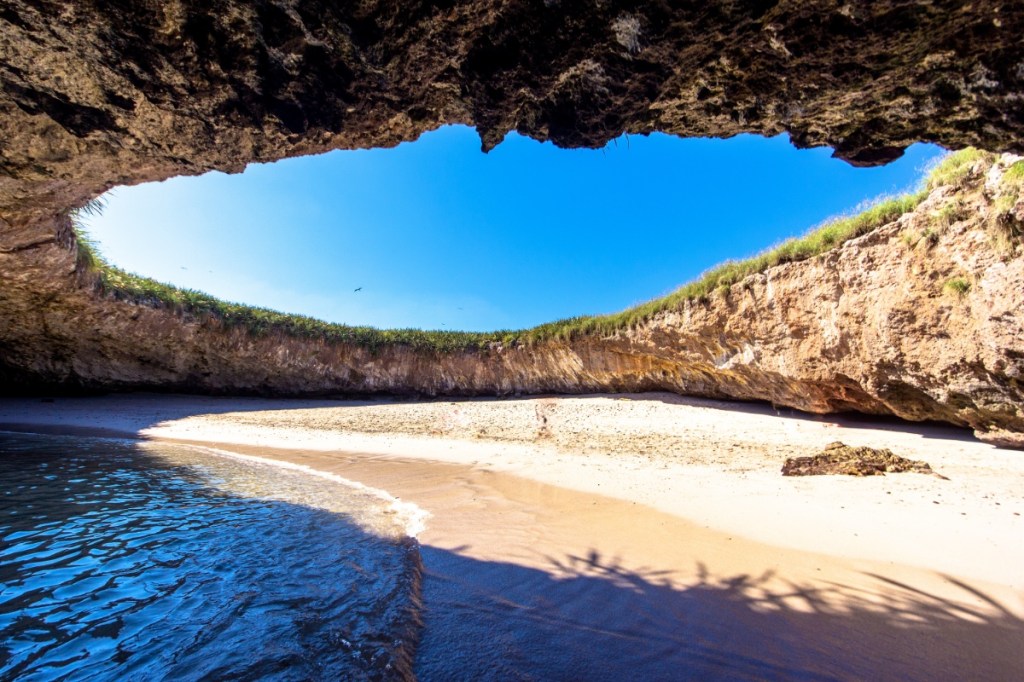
(69, 148), (989, 351)
(76, 249), (506, 353)
(926, 148), (994, 190)
(998, 159), (1024, 210)
(943, 277), (971, 297)
(989, 159), (1024, 255)
(932, 199), (964, 229)
(1004, 160), (1024, 185)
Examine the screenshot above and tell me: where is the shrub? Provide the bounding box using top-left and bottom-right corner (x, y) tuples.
(926, 148), (993, 190)
(1003, 160), (1024, 186)
(943, 277), (971, 297)
(932, 200), (964, 229)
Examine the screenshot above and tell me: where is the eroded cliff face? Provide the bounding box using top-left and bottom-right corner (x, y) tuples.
(1, 156), (1021, 445)
(1, 2), (1023, 444)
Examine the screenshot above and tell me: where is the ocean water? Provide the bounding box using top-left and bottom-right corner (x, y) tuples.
(0, 433), (423, 681)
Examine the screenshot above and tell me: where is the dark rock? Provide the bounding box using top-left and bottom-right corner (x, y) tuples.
(2, 2), (1024, 223)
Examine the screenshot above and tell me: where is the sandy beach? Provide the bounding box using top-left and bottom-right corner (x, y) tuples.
(2, 392), (1023, 679)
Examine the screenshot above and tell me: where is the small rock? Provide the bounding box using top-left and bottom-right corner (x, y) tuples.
(782, 442), (945, 478)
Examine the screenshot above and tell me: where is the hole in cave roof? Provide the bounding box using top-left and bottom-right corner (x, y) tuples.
(78, 126), (946, 333)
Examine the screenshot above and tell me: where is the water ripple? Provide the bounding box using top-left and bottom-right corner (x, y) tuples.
(0, 433), (420, 681)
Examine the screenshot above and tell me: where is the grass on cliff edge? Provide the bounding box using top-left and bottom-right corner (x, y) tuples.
(71, 148), (989, 352)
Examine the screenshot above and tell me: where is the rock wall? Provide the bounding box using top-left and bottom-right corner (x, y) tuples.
(1, 3), (1023, 445)
(1, 156), (1021, 446)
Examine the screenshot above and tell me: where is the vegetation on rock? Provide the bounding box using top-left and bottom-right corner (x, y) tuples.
(70, 149), (987, 352)
(943, 277), (971, 297)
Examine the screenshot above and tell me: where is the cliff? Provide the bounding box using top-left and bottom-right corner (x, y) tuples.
(2, 2), (1024, 445)
(1, 153), (1021, 446)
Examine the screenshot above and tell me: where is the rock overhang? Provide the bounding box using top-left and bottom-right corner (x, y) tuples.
(2, 1), (1024, 224)
(1, 2), (1024, 447)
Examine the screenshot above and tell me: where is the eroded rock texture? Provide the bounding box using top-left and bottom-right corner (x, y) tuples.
(2, 1), (1024, 224)
(1, 2), (1024, 445)
(782, 442), (941, 477)
(1, 156), (1022, 445)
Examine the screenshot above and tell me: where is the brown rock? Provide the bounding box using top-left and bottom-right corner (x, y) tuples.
(1, 156), (1022, 447)
(3, 2), (1024, 225)
(0, 4), (1023, 447)
(782, 442), (941, 477)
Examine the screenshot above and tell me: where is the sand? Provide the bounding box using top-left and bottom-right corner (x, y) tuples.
(2, 392), (1023, 679)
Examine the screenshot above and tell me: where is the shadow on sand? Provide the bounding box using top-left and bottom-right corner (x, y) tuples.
(415, 545), (1023, 681)
(1, 428), (1019, 680)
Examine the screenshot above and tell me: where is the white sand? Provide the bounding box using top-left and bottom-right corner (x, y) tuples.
(3, 392), (1020, 587)
(3, 392), (1023, 678)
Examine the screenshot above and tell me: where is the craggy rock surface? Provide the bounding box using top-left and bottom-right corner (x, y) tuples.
(1, 3), (1024, 445)
(3, 1), (1024, 226)
(782, 441), (939, 477)
(1, 156), (1022, 446)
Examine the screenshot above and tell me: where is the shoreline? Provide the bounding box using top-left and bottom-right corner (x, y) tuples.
(2, 392), (1021, 588)
(3, 392), (1024, 678)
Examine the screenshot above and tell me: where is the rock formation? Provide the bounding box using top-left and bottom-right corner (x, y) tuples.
(782, 442), (941, 477)
(3, 1), (1024, 225)
(1, 3), (1023, 446)
(2, 154), (1022, 446)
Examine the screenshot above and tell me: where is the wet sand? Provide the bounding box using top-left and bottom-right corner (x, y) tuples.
(2, 393), (1023, 679)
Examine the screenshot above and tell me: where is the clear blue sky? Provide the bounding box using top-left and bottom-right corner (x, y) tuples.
(82, 125), (945, 332)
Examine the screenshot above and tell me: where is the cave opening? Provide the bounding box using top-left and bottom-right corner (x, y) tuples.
(77, 126), (944, 333)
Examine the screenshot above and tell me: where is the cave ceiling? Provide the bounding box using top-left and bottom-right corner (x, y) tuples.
(0, 1), (1022, 228)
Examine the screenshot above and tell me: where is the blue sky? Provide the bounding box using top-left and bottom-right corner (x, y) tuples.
(82, 125), (945, 331)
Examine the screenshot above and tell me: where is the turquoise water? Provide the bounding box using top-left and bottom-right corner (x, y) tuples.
(0, 433), (420, 681)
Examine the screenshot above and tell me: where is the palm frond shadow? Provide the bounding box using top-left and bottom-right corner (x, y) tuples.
(415, 544), (1024, 680)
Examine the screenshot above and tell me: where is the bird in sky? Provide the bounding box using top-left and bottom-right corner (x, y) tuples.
(354, 287), (362, 292)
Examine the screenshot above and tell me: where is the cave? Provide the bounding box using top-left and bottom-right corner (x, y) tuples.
(1, 1), (1023, 445)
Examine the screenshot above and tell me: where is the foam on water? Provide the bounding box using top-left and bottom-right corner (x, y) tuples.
(0, 432), (424, 681)
(164, 443), (430, 539)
